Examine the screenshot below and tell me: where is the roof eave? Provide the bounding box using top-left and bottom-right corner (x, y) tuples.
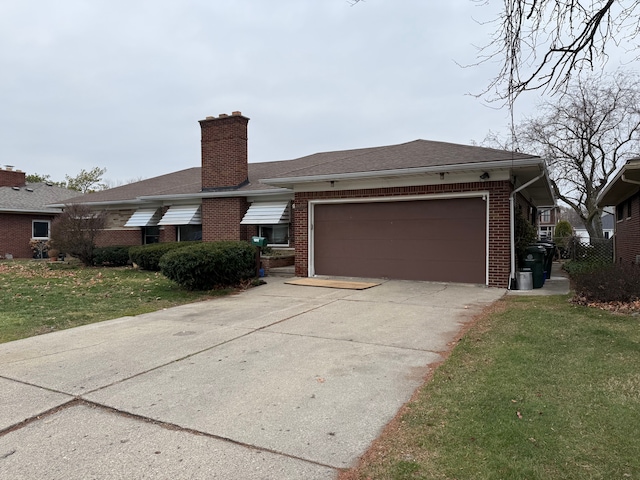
(0, 208), (63, 214)
(260, 157), (545, 187)
(138, 188), (292, 201)
(597, 160), (640, 207)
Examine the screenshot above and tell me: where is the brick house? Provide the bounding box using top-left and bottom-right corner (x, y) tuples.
(58, 111), (554, 288)
(597, 158), (640, 264)
(0, 167), (77, 259)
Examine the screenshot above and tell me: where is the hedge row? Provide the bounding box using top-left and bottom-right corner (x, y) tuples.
(159, 241), (256, 290)
(93, 241), (257, 290)
(129, 242), (200, 271)
(572, 263), (640, 303)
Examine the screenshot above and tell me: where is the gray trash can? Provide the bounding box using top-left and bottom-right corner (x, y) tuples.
(517, 268), (533, 290)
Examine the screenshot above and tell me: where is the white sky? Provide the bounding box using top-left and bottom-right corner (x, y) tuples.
(0, 0), (619, 185)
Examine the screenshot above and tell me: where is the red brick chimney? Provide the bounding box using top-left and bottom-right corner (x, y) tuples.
(0, 166), (26, 187)
(199, 111), (249, 190)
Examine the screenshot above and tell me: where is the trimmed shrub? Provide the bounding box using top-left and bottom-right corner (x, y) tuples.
(93, 246), (132, 267)
(563, 259), (612, 277)
(159, 241), (256, 290)
(129, 242), (199, 271)
(573, 263), (640, 303)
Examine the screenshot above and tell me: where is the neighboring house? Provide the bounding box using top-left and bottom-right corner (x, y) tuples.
(537, 206), (560, 240)
(56, 111), (555, 288)
(597, 158), (640, 264)
(570, 212), (615, 242)
(0, 167), (77, 259)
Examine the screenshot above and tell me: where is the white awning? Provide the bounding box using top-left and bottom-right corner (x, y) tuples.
(124, 208), (161, 227)
(158, 205), (202, 225)
(240, 201), (290, 225)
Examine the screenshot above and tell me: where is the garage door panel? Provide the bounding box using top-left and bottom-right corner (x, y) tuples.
(313, 198), (486, 283)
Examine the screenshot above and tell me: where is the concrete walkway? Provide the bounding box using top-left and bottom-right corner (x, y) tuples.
(507, 262), (571, 296)
(0, 277), (504, 479)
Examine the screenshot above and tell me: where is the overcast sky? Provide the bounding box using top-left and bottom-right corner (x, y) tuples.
(0, 1), (568, 185)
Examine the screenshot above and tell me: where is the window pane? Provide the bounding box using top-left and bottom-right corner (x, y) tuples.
(143, 226), (160, 244)
(33, 221), (49, 238)
(259, 224), (289, 245)
(177, 225), (202, 241)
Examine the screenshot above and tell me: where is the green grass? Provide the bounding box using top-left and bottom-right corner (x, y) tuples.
(343, 295), (640, 480)
(0, 261), (228, 343)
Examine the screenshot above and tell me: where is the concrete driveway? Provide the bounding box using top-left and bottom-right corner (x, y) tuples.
(0, 277), (504, 479)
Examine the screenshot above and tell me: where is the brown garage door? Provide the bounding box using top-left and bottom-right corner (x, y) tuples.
(313, 198), (486, 283)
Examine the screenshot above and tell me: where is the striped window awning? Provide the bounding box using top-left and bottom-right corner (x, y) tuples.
(240, 201), (290, 225)
(158, 205), (202, 225)
(124, 208), (161, 227)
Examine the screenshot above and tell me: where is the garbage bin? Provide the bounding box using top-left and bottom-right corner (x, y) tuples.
(517, 268), (533, 290)
(535, 241), (556, 279)
(523, 245), (546, 288)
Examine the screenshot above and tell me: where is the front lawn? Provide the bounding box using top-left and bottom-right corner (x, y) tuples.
(0, 261), (226, 343)
(341, 295), (640, 479)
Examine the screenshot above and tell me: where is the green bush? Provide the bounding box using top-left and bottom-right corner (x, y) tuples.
(573, 263), (640, 303)
(563, 259), (612, 277)
(159, 241), (256, 290)
(92, 246), (132, 267)
(129, 242), (199, 271)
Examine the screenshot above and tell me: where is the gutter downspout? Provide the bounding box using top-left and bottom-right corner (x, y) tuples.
(509, 172), (546, 289)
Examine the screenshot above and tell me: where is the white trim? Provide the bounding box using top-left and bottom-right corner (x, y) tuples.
(307, 192), (490, 285)
(31, 219), (51, 240)
(286, 170), (511, 193)
(264, 158), (543, 186)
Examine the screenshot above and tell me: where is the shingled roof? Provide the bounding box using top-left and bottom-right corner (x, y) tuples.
(59, 139), (542, 206)
(0, 183), (77, 214)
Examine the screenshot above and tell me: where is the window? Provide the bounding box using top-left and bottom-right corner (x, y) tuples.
(627, 199), (632, 218)
(32, 220), (50, 239)
(142, 226), (160, 244)
(539, 209), (551, 223)
(177, 225), (202, 241)
(259, 224), (289, 246)
(617, 203), (625, 222)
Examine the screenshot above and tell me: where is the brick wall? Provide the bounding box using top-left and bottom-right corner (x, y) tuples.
(0, 213), (56, 258)
(615, 192), (640, 264)
(202, 197), (250, 241)
(200, 112), (249, 190)
(293, 181), (513, 287)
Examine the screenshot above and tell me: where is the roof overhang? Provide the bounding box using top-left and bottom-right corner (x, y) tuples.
(597, 158), (640, 207)
(0, 208), (62, 214)
(261, 158), (555, 206)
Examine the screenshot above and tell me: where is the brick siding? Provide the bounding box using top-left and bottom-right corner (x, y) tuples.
(202, 197), (251, 241)
(615, 192), (640, 264)
(293, 181), (513, 288)
(0, 213), (56, 258)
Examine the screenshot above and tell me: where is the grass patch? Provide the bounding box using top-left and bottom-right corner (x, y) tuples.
(0, 261), (230, 343)
(342, 295), (640, 480)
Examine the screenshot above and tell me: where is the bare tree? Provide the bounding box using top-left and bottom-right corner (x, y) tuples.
(478, 0), (640, 100)
(516, 71), (640, 239)
(50, 203), (107, 266)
